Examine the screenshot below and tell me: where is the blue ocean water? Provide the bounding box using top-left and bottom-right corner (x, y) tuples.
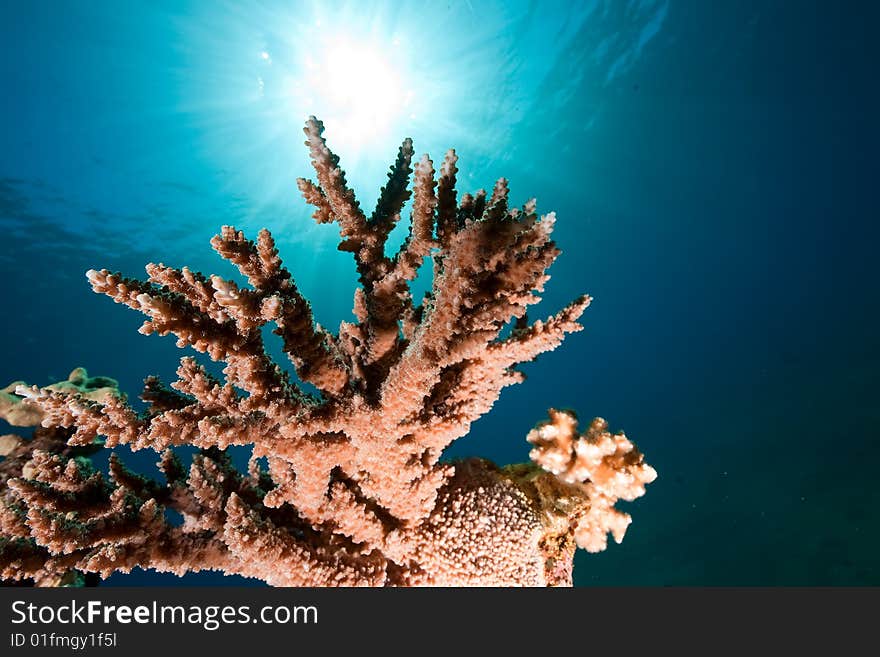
(1, 0), (877, 586)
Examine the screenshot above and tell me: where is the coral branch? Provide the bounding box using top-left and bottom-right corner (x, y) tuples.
(527, 409), (657, 552)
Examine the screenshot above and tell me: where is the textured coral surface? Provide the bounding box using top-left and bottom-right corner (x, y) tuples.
(0, 118), (654, 586)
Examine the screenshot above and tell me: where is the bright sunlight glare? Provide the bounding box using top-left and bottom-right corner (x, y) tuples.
(279, 33), (413, 152)
(176, 0), (664, 216)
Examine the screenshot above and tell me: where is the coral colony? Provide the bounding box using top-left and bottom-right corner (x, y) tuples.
(0, 117), (655, 586)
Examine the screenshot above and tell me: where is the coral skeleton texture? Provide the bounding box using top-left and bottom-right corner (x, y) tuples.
(0, 117), (655, 586)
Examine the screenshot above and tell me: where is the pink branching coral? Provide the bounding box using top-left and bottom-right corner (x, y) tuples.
(0, 117), (655, 586)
